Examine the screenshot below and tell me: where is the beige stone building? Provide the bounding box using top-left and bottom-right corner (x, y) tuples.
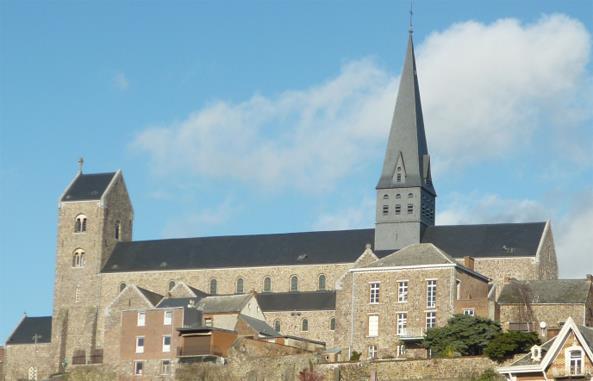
(3, 32), (570, 380)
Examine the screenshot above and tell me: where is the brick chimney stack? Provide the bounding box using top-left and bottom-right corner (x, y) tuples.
(463, 256), (475, 271)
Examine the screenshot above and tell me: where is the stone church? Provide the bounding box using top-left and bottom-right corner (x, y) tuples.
(3, 32), (561, 380)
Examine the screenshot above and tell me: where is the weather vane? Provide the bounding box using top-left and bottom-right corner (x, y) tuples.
(409, 0), (414, 34)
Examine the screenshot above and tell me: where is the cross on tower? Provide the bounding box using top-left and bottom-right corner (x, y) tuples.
(409, 0), (414, 34)
(78, 157), (84, 173)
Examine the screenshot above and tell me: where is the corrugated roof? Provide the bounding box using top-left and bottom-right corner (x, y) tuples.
(256, 291), (336, 312)
(6, 316), (52, 345)
(101, 223), (546, 273)
(364, 243), (454, 268)
(61, 172), (116, 202)
(498, 279), (592, 304)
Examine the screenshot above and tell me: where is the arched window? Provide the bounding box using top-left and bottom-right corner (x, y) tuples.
(408, 193), (413, 198)
(114, 221), (121, 240)
(72, 249), (85, 268)
(290, 275), (298, 292)
(274, 319), (281, 333)
(168, 281), (175, 291)
(330, 317), (336, 331)
(210, 279), (217, 295)
(263, 277), (272, 292)
(236, 278), (244, 294)
(396, 193), (401, 199)
(301, 318), (309, 331)
(74, 215), (87, 233)
(119, 282), (126, 292)
(318, 274), (326, 291)
(383, 194), (389, 200)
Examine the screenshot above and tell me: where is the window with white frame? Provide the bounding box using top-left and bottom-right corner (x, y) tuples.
(28, 366), (38, 380)
(368, 345), (378, 359)
(136, 336), (144, 353)
(397, 281), (408, 303)
(369, 282), (380, 304)
(204, 317), (213, 327)
(426, 311), (436, 329)
(456, 279), (461, 300)
(396, 313), (407, 335)
(162, 335), (171, 352)
(164, 310), (172, 325)
(463, 308), (475, 316)
(134, 360), (144, 375)
(72, 249), (85, 268)
(567, 348), (583, 375)
(426, 280), (437, 308)
(137, 311), (146, 327)
(396, 344), (406, 358)
(161, 360), (171, 375)
(368, 315), (379, 337)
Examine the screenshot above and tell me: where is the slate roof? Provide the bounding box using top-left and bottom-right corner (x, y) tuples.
(61, 172), (116, 202)
(421, 222), (546, 258)
(137, 287), (164, 306)
(498, 279), (592, 304)
(256, 291), (336, 312)
(510, 337), (554, 366)
(101, 222), (546, 273)
(580, 326), (593, 350)
(156, 297), (203, 327)
(6, 316), (52, 345)
(238, 314), (279, 337)
(365, 243), (454, 268)
(196, 294), (252, 314)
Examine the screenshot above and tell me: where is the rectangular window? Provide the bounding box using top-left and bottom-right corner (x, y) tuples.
(164, 310), (172, 325)
(426, 311), (437, 329)
(407, 204), (414, 214)
(397, 281), (408, 303)
(134, 361), (144, 375)
(368, 345), (377, 359)
(569, 350), (582, 375)
(161, 360), (171, 375)
(382, 205), (389, 215)
(162, 335), (171, 353)
(463, 308), (475, 316)
(137, 311), (146, 327)
(395, 204), (401, 215)
(369, 282), (380, 304)
(368, 315), (379, 337)
(427, 280), (437, 308)
(204, 317), (213, 327)
(396, 344), (406, 358)
(136, 336), (144, 354)
(396, 313), (407, 336)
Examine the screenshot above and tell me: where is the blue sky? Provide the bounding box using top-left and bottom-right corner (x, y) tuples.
(1, 1), (592, 342)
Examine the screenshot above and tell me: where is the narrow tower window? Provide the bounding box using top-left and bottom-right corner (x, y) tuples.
(168, 280), (175, 291)
(407, 204), (414, 214)
(395, 204), (401, 215)
(72, 249), (85, 268)
(74, 215), (87, 233)
(114, 221), (121, 240)
(382, 205), (389, 215)
(210, 279), (217, 295)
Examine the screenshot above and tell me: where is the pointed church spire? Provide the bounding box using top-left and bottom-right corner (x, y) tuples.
(377, 33), (435, 196)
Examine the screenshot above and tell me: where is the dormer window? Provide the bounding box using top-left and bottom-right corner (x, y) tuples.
(72, 249), (85, 268)
(566, 346), (584, 375)
(74, 215), (87, 233)
(530, 345), (542, 361)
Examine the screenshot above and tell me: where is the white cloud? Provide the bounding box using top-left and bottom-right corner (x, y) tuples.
(113, 71), (129, 91)
(312, 197), (374, 231)
(133, 14), (591, 191)
(161, 198), (235, 238)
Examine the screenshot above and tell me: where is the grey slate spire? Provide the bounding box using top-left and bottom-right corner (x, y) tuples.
(374, 32), (437, 251)
(377, 33), (435, 195)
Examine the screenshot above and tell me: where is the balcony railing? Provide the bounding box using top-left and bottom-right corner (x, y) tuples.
(397, 327), (425, 340)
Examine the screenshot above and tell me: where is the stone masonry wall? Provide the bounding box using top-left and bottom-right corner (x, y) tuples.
(499, 303), (588, 330)
(471, 257), (538, 298)
(264, 310), (336, 347)
(3, 343), (53, 381)
(536, 223), (559, 281)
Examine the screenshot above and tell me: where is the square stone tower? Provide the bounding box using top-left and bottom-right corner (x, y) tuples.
(51, 170), (133, 370)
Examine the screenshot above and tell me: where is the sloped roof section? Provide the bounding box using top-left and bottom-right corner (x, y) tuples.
(498, 279), (592, 304)
(137, 287), (164, 306)
(61, 172), (116, 202)
(421, 222), (546, 258)
(256, 291), (336, 312)
(102, 229), (374, 272)
(238, 314), (279, 337)
(6, 316), (52, 345)
(196, 294), (252, 314)
(365, 243), (454, 268)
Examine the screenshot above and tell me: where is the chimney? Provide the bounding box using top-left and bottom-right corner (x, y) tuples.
(586, 274), (593, 282)
(463, 256), (475, 271)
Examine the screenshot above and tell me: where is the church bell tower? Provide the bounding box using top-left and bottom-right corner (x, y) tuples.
(375, 32), (436, 251)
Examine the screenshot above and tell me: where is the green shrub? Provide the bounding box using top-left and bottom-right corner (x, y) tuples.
(484, 331), (540, 362)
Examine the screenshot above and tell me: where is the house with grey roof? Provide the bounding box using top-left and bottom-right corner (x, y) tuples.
(498, 276), (593, 336)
